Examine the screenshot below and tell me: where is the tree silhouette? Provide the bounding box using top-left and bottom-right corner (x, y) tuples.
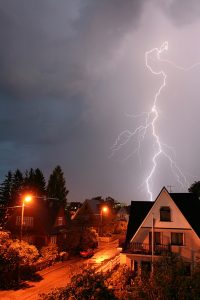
(47, 165), (68, 207)
(188, 181), (200, 198)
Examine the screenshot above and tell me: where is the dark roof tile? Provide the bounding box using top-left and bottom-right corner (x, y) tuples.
(170, 192), (200, 238)
(125, 200), (154, 247)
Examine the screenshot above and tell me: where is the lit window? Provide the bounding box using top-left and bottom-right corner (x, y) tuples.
(57, 217), (63, 226)
(160, 206), (171, 222)
(171, 232), (184, 246)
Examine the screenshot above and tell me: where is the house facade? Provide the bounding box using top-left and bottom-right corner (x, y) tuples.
(73, 197), (115, 235)
(5, 199), (68, 249)
(121, 187), (200, 275)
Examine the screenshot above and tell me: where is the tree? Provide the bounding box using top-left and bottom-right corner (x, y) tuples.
(0, 171), (13, 228)
(34, 168), (46, 196)
(11, 169), (24, 206)
(119, 254), (196, 300)
(0, 171), (13, 207)
(188, 181), (200, 198)
(80, 227), (98, 250)
(47, 166), (68, 207)
(24, 168), (46, 197)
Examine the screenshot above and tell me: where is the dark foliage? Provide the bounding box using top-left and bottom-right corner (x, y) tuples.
(188, 181), (200, 198)
(47, 165), (68, 207)
(40, 268), (117, 300)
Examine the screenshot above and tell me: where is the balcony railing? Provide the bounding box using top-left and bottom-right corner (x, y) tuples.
(126, 242), (171, 255)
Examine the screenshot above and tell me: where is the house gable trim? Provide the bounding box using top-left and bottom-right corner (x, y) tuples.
(130, 187), (200, 243)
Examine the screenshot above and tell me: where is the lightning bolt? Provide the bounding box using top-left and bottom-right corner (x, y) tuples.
(111, 41), (188, 201)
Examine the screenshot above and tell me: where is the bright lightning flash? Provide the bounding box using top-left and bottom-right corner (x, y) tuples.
(111, 41), (187, 201)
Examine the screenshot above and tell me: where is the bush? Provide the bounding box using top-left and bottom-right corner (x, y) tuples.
(79, 227), (98, 250)
(40, 268), (117, 300)
(40, 244), (59, 261)
(0, 231), (39, 288)
(65, 228), (98, 254)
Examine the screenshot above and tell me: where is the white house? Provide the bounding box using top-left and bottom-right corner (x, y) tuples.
(121, 187), (200, 275)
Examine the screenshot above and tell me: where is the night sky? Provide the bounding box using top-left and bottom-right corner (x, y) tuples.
(1, 0), (200, 203)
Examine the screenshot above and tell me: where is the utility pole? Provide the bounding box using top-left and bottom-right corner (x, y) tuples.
(151, 213), (154, 274)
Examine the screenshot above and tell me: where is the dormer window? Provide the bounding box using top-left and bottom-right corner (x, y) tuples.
(160, 206), (171, 222)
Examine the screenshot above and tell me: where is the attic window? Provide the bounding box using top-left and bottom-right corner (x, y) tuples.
(160, 206), (171, 222)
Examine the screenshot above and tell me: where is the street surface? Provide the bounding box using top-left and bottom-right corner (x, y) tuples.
(0, 239), (120, 300)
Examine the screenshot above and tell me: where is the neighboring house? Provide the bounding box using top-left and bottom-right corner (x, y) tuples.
(73, 197), (114, 234)
(6, 199), (68, 249)
(72, 198), (103, 231)
(121, 187), (200, 275)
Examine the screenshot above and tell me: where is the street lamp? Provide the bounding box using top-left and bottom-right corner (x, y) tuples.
(100, 206), (108, 236)
(20, 194), (32, 242)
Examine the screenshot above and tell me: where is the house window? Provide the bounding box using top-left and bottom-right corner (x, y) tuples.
(171, 232), (184, 246)
(57, 217), (63, 226)
(16, 216), (33, 227)
(50, 235), (57, 244)
(149, 232), (161, 245)
(160, 206), (171, 221)
(154, 232), (161, 245)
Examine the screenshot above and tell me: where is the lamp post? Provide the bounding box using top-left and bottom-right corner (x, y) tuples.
(20, 195), (32, 242)
(100, 206), (108, 236)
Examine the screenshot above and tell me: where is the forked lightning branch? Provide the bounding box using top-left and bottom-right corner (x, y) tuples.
(111, 42), (190, 201)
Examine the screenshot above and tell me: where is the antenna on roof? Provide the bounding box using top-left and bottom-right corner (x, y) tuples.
(167, 185), (175, 193)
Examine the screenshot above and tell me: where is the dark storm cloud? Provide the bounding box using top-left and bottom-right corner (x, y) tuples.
(158, 0), (200, 26)
(1, 0), (200, 202)
(0, 0), (146, 99)
(0, 0), (148, 200)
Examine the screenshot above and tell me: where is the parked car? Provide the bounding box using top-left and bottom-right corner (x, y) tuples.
(79, 249), (94, 258)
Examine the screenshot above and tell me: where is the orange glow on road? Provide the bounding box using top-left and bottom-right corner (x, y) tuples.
(95, 254), (109, 263)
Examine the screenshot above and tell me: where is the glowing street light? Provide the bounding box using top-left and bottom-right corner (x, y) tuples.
(100, 205), (109, 236)
(20, 194), (32, 241)
(102, 206), (108, 213)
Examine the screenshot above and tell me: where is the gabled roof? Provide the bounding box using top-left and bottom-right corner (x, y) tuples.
(125, 200), (154, 246)
(86, 198), (103, 215)
(170, 192), (200, 238)
(72, 197), (103, 220)
(125, 188), (200, 248)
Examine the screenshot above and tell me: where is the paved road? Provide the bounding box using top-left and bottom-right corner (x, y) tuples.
(0, 239), (120, 300)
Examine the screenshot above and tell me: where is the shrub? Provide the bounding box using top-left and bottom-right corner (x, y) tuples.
(79, 227), (98, 250)
(0, 231), (39, 288)
(40, 244), (58, 261)
(40, 268), (117, 300)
